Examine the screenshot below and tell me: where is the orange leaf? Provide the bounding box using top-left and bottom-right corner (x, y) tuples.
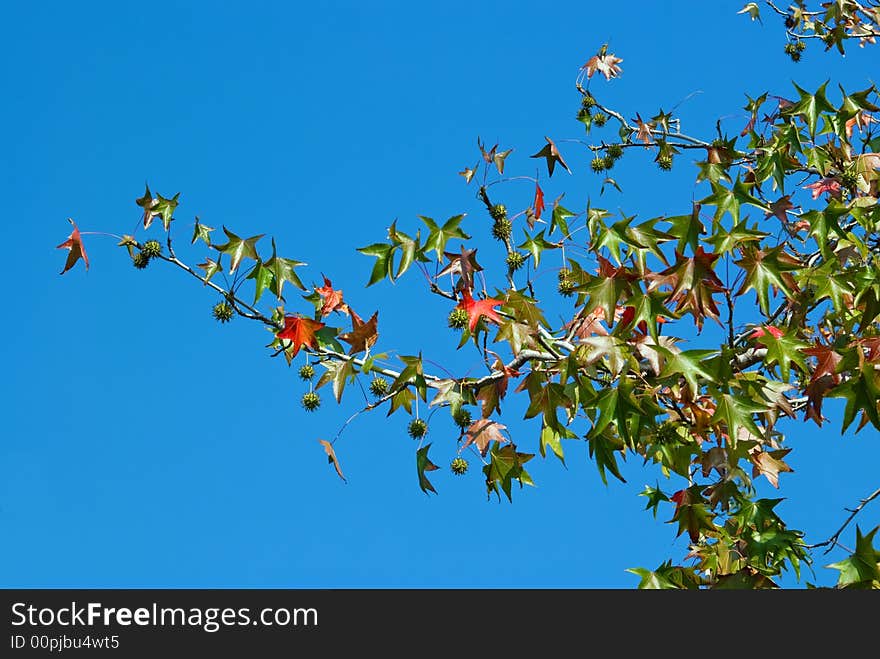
(276, 315), (325, 358)
(315, 275), (347, 317)
(56, 219), (89, 274)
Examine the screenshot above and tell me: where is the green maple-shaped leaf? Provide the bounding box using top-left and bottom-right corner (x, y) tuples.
(416, 444), (440, 495)
(829, 362), (880, 432)
(640, 482), (670, 519)
(802, 203), (848, 258)
(213, 227), (264, 274)
(699, 177), (768, 223)
(392, 354), (427, 402)
(710, 391), (765, 446)
(658, 348), (719, 394)
(587, 425), (627, 485)
(151, 192), (180, 232)
(483, 443), (534, 502)
(246, 260), (274, 303)
(197, 256), (223, 284)
(627, 561), (705, 589)
(551, 196), (576, 239)
(317, 359), (356, 403)
(388, 221), (423, 279)
(783, 81), (836, 138)
(263, 239), (306, 299)
(358, 242), (395, 286)
(826, 526), (880, 588)
(705, 219), (768, 255)
(517, 229), (558, 267)
(626, 567), (678, 589)
(420, 214), (470, 262)
(734, 245), (802, 315)
(539, 421), (575, 465)
(757, 329), (809, 382)
(191, 216), (214, 245)
(625, 216), (673, 267)
(495, 320), (536, 355)
(615, 289), (677, 341)
(666, 203), (705, 254)
(502, 289), (550, 330)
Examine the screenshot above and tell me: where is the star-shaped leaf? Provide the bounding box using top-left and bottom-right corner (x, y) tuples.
(191, 216), (214, 245)
(457, 289), (503, 333)
(276, 315), (325, 358)
(339, 310), (379, 355)
(416, 444), (440, 495)
(151, 192), (180, 231)
(56, 219), (89, 274)
(420, 215), (470, 262)
(463, 418), (508, 456)
(264, 239), (307, 298)
(213, 227), (264, 274)
(315, 276), (347, 317)
(530, 136), (571, 177)
(135, 185), (159, 228)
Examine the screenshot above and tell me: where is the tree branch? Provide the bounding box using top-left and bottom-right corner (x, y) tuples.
(806, 487), (880, 554)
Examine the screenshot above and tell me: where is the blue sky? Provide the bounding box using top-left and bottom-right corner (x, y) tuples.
(2, 1), (878, 588)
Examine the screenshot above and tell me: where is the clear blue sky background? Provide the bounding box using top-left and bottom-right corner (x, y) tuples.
(2, 1), (878, 588)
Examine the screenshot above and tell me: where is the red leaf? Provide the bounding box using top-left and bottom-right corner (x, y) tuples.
(457, 289), (503, 333)
(315, 275), (347, 317)
(803, 177), (841, 200)
(534, 183), (545, 220)
(276, 315), (325, 358)
(56, 219), (89, 274)
(750, 325), (784, 345)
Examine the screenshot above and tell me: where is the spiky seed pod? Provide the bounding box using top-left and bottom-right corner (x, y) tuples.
(407, 418), (428, 439)
(602, 156), (616, 171)
(840, 169), (859, 190)
(590, 156), (607, 173)
(506, 251), (526, 271)
(558, 267), (572, 282)
(657, 154), (674, 171)
(298, 364), (315, 380)
(212, 301), (234, 323)
(558, 278), (577, 297)
(132, 252), (150, 269)
(450, 457), (469, 475)
(788, 49), (801, 62)
(448, 308), (470, 330)
(795, 40), (806, 52)
(581, 93), (597, 108)
(492, 217), (512, 242)
(142, 240), (162, 259)
(576, 107), (592, 122)
(606, 143), (623, 160)
(369, 376), (390, 397)
(592, 112), (608, 127)
(489, 203), (508, 221)
(301, 391), (321, 411)
(453, 407), (472, 429)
